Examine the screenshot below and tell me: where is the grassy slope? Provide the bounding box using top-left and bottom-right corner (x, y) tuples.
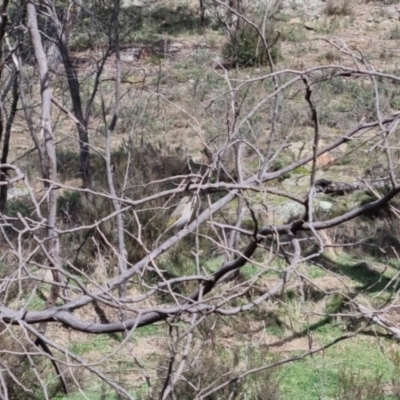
(21, 0), (400, 398)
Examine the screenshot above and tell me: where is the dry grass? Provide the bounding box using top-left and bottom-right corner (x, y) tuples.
(5, 1), (400, 399)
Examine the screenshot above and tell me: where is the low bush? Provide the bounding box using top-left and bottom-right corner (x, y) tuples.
(223, 23), (281, 68)
(324, 0), (353, 16)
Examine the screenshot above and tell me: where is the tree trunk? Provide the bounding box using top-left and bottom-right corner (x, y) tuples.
(47, 0), (94, 190)
(0, 74), (18, 211)
(27, 0), (61, 321)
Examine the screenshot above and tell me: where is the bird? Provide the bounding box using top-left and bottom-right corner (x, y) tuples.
(154, 196), (194, 246)
(164, 196), (193, 234)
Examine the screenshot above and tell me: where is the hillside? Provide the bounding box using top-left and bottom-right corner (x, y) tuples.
(2, 0), (400, 399)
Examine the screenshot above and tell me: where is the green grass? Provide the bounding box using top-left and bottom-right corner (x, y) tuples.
(54, 387), (126, 400)
(240, 264), (261, 280)
(304, 263), (327, 279)
(203, 256), (224, 272)
(279, 332), (396, 399)
(26, 294), (46, 311)
(132, 323), (161, 340)
(282, 25), (308, 43)
(4, 197), (31, 218)
(69, 335), (113, 355)
(266, 324), (284, 337)
(9, 3), (400, 400)
(314, 254), (399, 294)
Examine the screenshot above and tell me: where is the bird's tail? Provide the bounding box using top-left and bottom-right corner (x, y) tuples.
(154, 232), (164, 247)
(154, 227), (168, 246)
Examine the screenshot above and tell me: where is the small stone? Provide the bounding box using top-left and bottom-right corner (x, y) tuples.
(380, 20), (393, 29)
(318, 200), (333, 212)
(289, 17), (301, 25)
(168, 43), (183, 54)
(304, 22), (316, 31)
(174, 121), (185, 128)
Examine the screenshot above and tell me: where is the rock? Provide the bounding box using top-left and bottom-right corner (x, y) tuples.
(387, 6), (398, 17)
(8, 187), (30, 199)
(168, 43), (183, 54)
(174, 121), (185, 128)
(271, 198), (332, 224)
(380, 20), (396, 29)
(121, 0), (143, 5)
(317, 200), (333, 212)
(273, 201), (305, 223)
(120, 48), (142, 62)
(289, 17), (302, 25)
(304, 22), (316, 31)
(284, 0), (323, 9)
(307, 153), (335, 168)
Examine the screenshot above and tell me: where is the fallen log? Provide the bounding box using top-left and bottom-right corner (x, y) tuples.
(315, 178), (389, 196)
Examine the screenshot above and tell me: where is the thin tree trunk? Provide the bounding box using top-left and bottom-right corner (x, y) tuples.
(45, 0), (93, 191)
(26, 0), (61, 320)
(60, 47), (93, 190)
(104, 0), (128, 336)
(0, 0), (10, 211)
(0, 74), (18, 211)
(199, 0), (205, 27)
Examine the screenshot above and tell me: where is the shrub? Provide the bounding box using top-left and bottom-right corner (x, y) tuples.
(147, 330), (281, 399)
(56, 148), (80, 180)
(57, 190), (82, 222)
(364, 0), (400, 4)
(334, 368), (385, 399)
(324, 0), (353, 16)
(148, 5), (209, 34)
(389, 25), (400, 40)
(223, 23), (281, 68)
(4, 197), (31, 218)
